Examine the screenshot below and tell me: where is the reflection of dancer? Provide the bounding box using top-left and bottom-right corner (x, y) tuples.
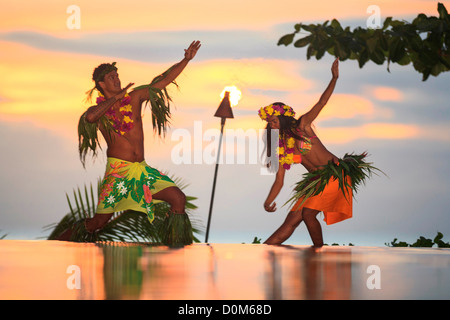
(58, 41), (201, 244)
(259, 58), (379, 247)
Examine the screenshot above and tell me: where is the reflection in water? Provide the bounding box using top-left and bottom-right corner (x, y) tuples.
(1, 241), (450, 299)
(98, 243), (354, 300)
(98, 243), (220, 300)
(101, 244), (144, 299)
(265, 247), (352, 299)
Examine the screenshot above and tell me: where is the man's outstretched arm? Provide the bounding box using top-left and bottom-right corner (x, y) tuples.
(134, 40), (201, 101)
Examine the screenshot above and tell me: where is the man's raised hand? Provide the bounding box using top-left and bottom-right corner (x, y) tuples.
(184, 41), (201, 61)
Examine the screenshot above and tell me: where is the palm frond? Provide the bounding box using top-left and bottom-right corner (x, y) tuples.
(78, 112), (116, 168)
(132, 63), (180, 137)
(132, 84), (173, 137)
(0, 231), (8, 240)
(159, 212), (193, 247)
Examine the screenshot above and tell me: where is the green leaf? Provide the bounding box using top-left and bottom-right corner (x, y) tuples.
(434, 231), (444, 242)
(331, 19), (343, 32)
(382, 17), (393, 30)
(278, 33), (296, 46)
(370, 47), (386, 64)
(277, 3), (450, 81)
(366, 36), (378, 54)
(294, 35), (313, 48)
(438, 2), (449, 21)
(357, 49), (370, 68)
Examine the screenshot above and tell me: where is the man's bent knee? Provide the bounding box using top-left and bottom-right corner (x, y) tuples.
(86, 213), (113, 232)
(166, 187), (186, 213)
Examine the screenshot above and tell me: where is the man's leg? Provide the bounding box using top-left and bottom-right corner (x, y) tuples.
(75, 186), (187, 237)
(152, 186), (187, 214)
(85, 213), (114, 232)
(153, 186), (193, 246)
(264, 210), (303, 245)
(56, 213), (113, 240)
(302, 207), (323, 247)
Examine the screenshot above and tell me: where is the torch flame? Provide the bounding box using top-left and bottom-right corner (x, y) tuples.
(221, 85), (242, 107)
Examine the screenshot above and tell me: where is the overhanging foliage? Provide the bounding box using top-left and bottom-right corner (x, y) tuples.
(278, 2), (450, 81)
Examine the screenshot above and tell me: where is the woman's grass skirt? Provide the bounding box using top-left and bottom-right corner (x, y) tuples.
(285, 152), (383, 225)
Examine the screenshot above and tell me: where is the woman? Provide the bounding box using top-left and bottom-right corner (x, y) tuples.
(260, 58), (373, 247)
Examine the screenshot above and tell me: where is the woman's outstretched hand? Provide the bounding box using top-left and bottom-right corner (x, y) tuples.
(331, 57), (339, 79)
(264, 201), (277, 212)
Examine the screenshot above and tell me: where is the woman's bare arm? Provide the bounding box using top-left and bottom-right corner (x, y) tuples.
(264, 165), (286, 212)
(300, 58), (339, 128)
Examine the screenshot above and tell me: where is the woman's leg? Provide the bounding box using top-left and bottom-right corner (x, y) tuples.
(302, 207), (323, 247)
(264, 210), (303, 245)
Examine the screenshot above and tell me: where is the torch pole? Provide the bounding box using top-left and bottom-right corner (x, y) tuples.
(205, 117), (226, 243)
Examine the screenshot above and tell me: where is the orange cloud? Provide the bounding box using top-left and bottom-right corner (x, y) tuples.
(0, 38), (313, 143)
(169, 58), (312, 112)
(0, 0), (440, 34)
(319, 93), (375, 120)
(317, 122), (420, 144)
(366, 86), (404, 102)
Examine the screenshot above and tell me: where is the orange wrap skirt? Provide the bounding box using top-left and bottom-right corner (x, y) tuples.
(290, 177), (353, 225)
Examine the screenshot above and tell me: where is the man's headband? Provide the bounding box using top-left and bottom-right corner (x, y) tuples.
(94, 62), (117, 83)
(85, 62), (118, 102)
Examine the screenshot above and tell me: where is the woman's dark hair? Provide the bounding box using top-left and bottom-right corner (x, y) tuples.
(263, 102), (305, 165)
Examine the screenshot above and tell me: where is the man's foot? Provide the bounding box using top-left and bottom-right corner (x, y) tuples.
(56, 228), (73, 241)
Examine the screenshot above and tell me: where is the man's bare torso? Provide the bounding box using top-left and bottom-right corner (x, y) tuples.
(99, 91), (145, 163)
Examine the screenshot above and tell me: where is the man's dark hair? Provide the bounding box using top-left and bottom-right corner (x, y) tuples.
(92, 62), (117, 95)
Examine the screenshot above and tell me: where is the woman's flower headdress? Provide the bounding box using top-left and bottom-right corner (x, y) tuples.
(259, 103), (296, 170)
(258, 103), (295, 121)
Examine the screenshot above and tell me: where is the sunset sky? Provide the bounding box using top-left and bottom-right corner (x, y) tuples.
(1, 0), (449, 246)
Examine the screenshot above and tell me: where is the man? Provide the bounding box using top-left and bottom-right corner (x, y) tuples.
(59, 41), (201, 243)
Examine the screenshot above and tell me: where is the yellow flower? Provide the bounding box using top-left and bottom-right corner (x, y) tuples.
(123, 116), (132, 123)
(260, 109), (266, 119)
(286, 137), (295, 148)
(278, 147), (285, 155)
(120, 104), (133, 112)
(285, 153), (294, 163)
(266, 106), (274, 114)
